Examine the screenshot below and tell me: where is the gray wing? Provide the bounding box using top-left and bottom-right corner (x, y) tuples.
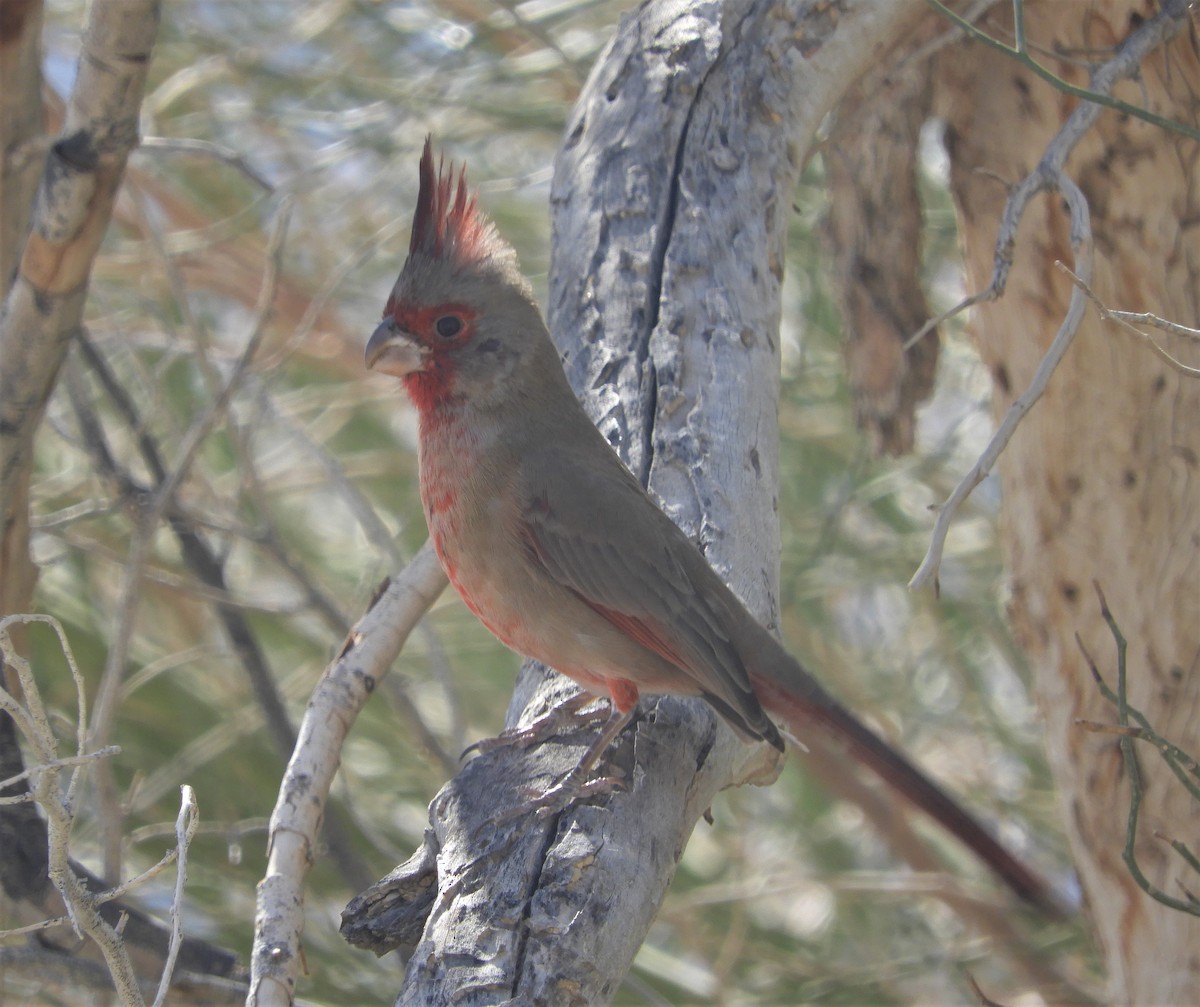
(517, 442), (780, 746)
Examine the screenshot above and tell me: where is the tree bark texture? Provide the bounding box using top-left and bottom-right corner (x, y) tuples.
(1, 0), (161, 932)
(352, 2), (933, 1004)
(823, 20), (940, 457)
(0, 3), (242, 1001)
(0, 0), (44, 294)
(1, 0), (160, 622)
(933, 2), (1200, 1002)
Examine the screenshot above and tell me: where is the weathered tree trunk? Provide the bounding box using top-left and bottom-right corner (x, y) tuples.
(1, 1), (161, 944)
(1, 3), (243, 1001)
(0, 0), (44, 292)
(933, 2), (1200, 1002)
(344, 2), (942, 1004)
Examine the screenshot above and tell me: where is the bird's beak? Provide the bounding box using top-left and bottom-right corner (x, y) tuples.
(365, 318), (427, 378)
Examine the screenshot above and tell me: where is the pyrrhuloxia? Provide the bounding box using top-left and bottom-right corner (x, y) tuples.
(367, 139), (1056, 913)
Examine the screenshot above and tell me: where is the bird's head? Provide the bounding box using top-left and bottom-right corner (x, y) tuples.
(366, 138), (549, 416)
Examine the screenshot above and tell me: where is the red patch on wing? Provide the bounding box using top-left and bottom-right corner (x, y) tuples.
(585, 602), (684, 671)
(518, 520), (659, 712)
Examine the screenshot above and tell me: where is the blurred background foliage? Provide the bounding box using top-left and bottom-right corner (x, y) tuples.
(14, 0), (1093, 1003)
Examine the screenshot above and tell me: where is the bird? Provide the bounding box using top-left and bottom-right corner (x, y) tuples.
(366, 137), (1059, 915)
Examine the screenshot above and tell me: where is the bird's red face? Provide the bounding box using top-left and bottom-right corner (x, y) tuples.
(365, 298), (479, 379)
(366, 139), (543, 416)
(365, 295), (483, 413)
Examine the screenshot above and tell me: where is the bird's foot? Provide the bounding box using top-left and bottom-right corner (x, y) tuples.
(462, 693), (610, 759)
(474, 704), (636, 832)
(528, 766), (626, 818)
(488, 765), (625, 827)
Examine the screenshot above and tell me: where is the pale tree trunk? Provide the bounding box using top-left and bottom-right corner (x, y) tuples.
(335, 1), (1200, 1004)
(339, 2), (956, 1004)
(932, 2), (1200, 1003)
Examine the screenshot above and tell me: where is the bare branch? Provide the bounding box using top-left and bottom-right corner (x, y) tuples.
(1057, 263), (1200, 379)
(909, 0), (1189, 591)
(137, 136), (274, 193)
(925, 0), (1197, 139)
(0, 0), (43, 288)
(0, 0), (161, 611)
(67, 320), (375, 889)
(1076, 585), (1200, 917)
(0, 614), (241, 998)
(248, 542), (447, 1006)
(0, 746), (120, 796)
(909, 202), (1093, 593)
(0, 615), (145, 1005)
(80, 199), (307, 880)
(151, 785), (200, 1007)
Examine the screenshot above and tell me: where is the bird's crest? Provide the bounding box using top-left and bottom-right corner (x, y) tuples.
(409, 136), (496, 269)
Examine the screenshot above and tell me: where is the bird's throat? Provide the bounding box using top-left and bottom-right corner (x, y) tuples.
(416, 407), (480, 537)
(402, 361), (455, 418)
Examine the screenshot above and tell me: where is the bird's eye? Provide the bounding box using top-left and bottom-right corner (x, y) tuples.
(435, 315), (463, 338)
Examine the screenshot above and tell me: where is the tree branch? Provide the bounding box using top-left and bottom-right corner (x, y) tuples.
(248, 543), (447, 1006)
(1075, 585), (1200, 917)
(909, 0), (1190, 591)
(925, 0), (1198, 141)
(0, 0), (44, 291)
(340, 4), (965, 1006)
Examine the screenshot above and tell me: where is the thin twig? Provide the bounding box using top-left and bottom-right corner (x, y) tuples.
(1155, 832), (1200, 879)
(1073, 719), (1143, 739)
(1076, 584), (1200, 916)
(1107, 311), (1200, 341)
(1056, 263), (1200, 378)
(151, 785), (199, 1007)
(259, 215), (409, 371)
(66, 349), (377, 882)
(910, 219), (1092, 595)
(0, 792), (194, 941)
(925, 0), (1198, 140)
(965, 971), (1009, 1007)
(0, 746), (121, 793)
(1075, 618), (1200, 801)
(137, 136), (274, 192)
(0, 615), (146, 1005)
(84, 198), (297, 880)
(910, 0), (1189, 591)
(903, 0), (994, 67)
(249, 381), (465, 757)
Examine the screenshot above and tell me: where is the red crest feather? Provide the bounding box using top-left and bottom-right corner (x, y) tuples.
(410, 136), (493, 267)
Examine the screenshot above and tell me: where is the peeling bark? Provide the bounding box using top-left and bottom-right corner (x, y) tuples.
(933, 2), (1200, 1002)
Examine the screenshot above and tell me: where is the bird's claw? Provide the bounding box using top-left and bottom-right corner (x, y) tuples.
(461, 695), (611, 761)
(461, 726), (543, 760)
(482, 766), (626, 830)
(528, 771), (625, 818)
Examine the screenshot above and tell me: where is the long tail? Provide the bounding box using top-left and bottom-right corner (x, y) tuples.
(750, 667), (1064, 917)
